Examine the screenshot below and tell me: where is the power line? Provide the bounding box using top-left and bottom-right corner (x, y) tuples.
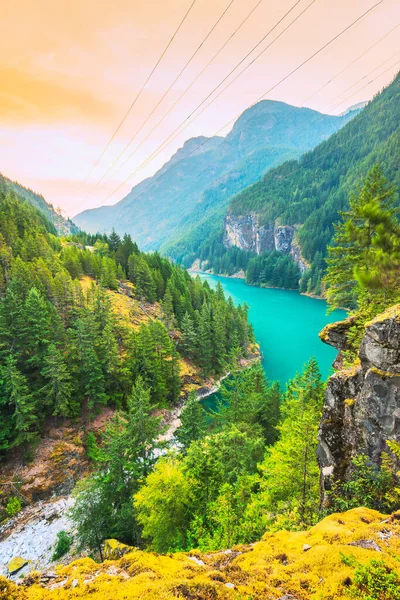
(86, 0), (236, 195)
(159, 101), (400, 239)
(80, 0), (198, 186)
(98, 0), (383, 206)
(304, 23), (399, 104)
(131, 0), (319, 177)
(94, 0), (315, 205)
(92, 0), (267, 186)
(323, 48), (400, 110)
(333, 59), (400, 111)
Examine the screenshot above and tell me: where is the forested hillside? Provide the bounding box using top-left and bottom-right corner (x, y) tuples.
(179, 72), (399, 294)
(0, 190), (253, 457)
(0, 173), (79, 236)
(74, 101), (354, 250)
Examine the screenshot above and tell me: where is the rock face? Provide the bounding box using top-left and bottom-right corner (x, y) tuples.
(223, 214), (308, 273)
(0, 497), (74, 579)
(318, 306), (400, 499)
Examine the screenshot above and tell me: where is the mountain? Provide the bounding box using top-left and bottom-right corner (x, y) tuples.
(74, 100), (356, 249)
(339, 100), (367, 116)
(0, 173), (79, 235)
(180, 72), (399, 293)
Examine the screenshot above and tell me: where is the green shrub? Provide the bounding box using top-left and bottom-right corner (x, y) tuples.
(5, 496), (22, 517)
(342, 556), (400, 599)
(52, 530), (73, 561)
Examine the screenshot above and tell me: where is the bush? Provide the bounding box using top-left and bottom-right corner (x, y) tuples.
(52, 530), (73, 561)
(5, 496), (22, 517)
(342, 555), (400, 599)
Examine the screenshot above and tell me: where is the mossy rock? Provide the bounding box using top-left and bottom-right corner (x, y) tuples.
(103, 539), (134, 560)
(8, 557), (30, 575)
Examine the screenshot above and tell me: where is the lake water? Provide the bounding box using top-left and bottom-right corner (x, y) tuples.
(197, 273), (347, 386)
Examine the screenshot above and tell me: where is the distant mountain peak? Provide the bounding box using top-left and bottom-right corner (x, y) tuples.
(339, 101), (367, 116)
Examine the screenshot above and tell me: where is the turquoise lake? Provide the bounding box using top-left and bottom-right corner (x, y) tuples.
(197, 273), (347, 386)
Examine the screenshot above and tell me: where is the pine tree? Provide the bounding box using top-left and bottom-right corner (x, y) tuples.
(325, 166), (399, 310)
(197, 303), (212, 375)
(22, 287), (57, 367)
(175, 392), (207, 451)
(108, 228), (121, 253)
(256, 359), (324, 527)
(40, 344), (75, 418)
(2, 355), (38, 447)
(180, 312), (197, 358)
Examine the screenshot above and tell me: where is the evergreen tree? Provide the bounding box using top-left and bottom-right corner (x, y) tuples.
(175, 392), (207, 451)
(40, 344), (75, 418)
(1, 355), (38, 447)
(180, 312), (196, 358)
(108, 228), (121, 253)
(254, 359), (324, 528)
(325, 166), (399, 310)
(197, 303), (212, 374)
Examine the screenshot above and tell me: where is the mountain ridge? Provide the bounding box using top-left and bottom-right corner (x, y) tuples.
(74, 99), (356, 247)
(0, 173), (79, 235)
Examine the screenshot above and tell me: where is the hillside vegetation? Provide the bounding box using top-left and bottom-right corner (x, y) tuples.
(0, 189), (253, 467)
(181, 72), (399, 294)
(0, 173), (78, 236)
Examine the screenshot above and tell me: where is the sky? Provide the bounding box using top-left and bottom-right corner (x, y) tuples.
(1, 0), (399, 217)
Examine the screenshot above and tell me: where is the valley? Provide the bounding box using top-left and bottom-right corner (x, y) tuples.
(1, 2), (400, 598)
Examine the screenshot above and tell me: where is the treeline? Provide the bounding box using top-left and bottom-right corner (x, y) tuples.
(246, 251), (301, 289)
(0, 192), (253, 455)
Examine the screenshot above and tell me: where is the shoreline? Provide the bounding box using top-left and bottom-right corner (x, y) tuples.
(191, 269), (326, 301)
(160, 354), (260, 442)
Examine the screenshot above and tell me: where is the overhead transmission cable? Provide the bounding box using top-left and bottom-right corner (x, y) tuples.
(86, 0), (237, 194)
(304, 22), (400, 104)
(80, 0), (198, 186)
(108, 0), (309, 182)
(98, 0), (382, 205)
(89, 0), (266, 188)
(322, 48), (400, 110)
(92, 0), (314, 204)
(333, 58), (400, 111)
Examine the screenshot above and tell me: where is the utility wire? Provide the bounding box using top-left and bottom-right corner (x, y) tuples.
(80, 0), (198, 186)
(91, 0), (266, 186)
(323, 48), (400, 110)
(109, 0), (312, 183)
(87, 0), (237, 194)
(333, 59), (400, 111)
(304, 23), (399, 104)
(98, 0), (382, 206)
(93, 0), (314, 205)
(159, 100), (400, 239)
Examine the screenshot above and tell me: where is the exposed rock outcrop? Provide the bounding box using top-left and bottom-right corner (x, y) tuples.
(223, 214), (308, 273)
(318, 305), (400, 499)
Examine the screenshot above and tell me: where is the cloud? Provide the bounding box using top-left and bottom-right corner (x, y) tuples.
(0, 67), (114, 124)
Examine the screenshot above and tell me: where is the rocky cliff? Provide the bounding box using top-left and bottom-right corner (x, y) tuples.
(318, 306), (400, 499)
(223, 213), (308, 273)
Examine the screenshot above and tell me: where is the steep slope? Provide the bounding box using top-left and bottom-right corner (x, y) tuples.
(187, 73), (399, 291)
(4, 508), (400, 598)
(74, 101), (355, 249)
(0, 173), (79, 235)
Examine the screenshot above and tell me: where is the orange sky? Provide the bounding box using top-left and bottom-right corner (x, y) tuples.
(1, 0), (399, 216)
